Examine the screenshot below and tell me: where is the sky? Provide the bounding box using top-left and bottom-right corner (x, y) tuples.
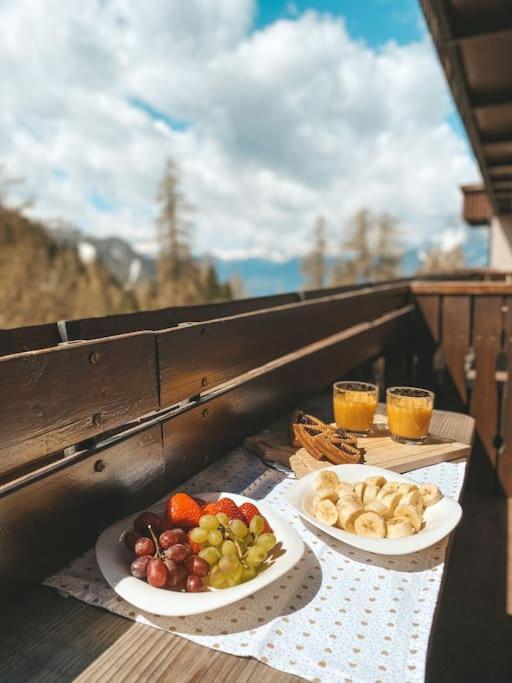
(0, 0), (480, 259)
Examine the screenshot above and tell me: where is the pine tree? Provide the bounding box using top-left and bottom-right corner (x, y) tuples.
(155, 158), (200, 305)
(331, 209), (372, 285)
(301, 215), (328, 290)
(373, 212), (402, 281)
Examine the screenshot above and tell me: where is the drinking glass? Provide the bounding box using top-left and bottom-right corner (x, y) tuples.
(333, 381), (378, 435)
(386, 387), (434, 444)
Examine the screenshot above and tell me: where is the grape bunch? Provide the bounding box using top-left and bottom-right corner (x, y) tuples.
(189, 512), (277, 589)
(124, 511), (209, 593)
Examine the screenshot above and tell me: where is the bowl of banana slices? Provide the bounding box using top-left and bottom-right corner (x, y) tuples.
(285, 464), (462, 555)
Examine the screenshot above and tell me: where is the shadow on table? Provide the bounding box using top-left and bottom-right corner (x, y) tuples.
(171, 541), (323, 637)
(301, 519), (446, 573)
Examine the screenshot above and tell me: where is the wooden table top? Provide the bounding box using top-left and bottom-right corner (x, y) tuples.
(0, 398), (474, 682)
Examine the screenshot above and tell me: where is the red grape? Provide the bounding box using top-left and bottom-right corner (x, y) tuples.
(159, 530), (181, 549)
(134, 537), (155, 557)
(147, 558), (167, 588)
(130, 555), (151, 579)
(133, 512), (163, 537)
(166, 560), (187, 588)
(124, 530), (141, 552)
(186, 575), (204, 593)
(165, 543), (190, 563)
(172, 528), (187, 544)
(185, 555), (209, 578)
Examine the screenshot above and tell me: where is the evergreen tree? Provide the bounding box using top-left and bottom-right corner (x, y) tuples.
(301, 215), (328, 290)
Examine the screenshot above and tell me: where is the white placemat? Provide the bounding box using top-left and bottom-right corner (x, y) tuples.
(45, 448), (465, 683)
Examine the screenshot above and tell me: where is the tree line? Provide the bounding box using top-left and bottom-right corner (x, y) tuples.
(301, 210), (466, 289)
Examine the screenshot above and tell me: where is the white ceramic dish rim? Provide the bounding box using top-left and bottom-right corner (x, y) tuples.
(285, 463), (462, 556)
(95, 491), (305, 616)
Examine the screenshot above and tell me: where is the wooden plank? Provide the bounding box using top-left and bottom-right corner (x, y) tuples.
(0, 332), (159, 480)
(412, 281), (512, 295)
(471, 296), (503, 467)
(157, 285), (409, 406)
(441, 296), (471, 405)
(413, 295), (441, 393)
(0, 322), (61, 357)
(0, 425), (165, 598)
(161, 306), (413, 486)
(415, 295), (440, 342)
(0, 586), (302, 683)
(65, 293), (301, 341)
(498, 296), (512, 494)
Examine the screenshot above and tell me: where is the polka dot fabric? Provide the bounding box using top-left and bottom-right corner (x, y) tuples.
(45, 448), (465, 683)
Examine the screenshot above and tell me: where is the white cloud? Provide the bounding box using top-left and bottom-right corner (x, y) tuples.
(0, 0), (479, 259)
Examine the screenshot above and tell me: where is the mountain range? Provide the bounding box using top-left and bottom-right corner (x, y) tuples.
(50, 225), (490, 297)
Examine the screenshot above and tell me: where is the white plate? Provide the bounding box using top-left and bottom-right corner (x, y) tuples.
(285, 464), (462, 556)
(96, 491), (304, 616)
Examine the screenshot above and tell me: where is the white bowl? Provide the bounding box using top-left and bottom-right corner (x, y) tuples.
(285, 464), (462, 556)
(95, 491), (304, 616)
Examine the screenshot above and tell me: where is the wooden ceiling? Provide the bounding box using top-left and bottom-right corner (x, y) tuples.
(420, 0), (512, 214)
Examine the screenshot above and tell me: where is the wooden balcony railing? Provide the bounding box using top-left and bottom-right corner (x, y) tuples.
(0, 272), (511, 599)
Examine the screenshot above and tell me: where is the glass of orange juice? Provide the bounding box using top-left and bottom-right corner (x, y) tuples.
(333, 381), (378, 435)
(386, 387), (434, 444)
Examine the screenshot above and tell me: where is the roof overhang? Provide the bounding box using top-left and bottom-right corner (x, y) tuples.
(420, 0), (512, 215)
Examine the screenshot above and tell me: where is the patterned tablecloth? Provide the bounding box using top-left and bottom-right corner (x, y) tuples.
(45, 447), (466, 683)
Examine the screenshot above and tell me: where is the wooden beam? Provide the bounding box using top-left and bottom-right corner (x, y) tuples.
(471, 91), (512, 110)
(412, 282), (512, 296)
(446, 25), (512, 46)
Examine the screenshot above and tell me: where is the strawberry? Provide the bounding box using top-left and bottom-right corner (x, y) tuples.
(203, 497), (246, 523)
(187, 530), (202, 554)
(167, 493), (203, 529)
(239, 502), (272, 533)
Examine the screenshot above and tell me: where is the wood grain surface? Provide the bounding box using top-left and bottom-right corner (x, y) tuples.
(0, 332), (159, 481)
(157, 284), (408, 406)
(0, 425), (165, 598)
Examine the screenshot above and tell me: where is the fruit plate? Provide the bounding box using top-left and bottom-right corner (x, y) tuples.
(95, 491), (305, 616)
(285, 464), (462, 556)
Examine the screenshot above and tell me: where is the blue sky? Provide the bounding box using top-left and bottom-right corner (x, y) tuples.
(1, 0), (478, 258)
(256, 0), (425, 46)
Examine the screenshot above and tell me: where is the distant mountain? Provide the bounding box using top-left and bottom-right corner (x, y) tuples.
(48, 224), (490, 298)
(51, 224), (155, 288)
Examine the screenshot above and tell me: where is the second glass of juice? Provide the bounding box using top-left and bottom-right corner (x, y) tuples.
(333, 381), (378, 435)
(386, 387), (434, 444)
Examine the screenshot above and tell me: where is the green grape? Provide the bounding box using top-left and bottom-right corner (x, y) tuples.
(208, 529), (223, 546)
(245, 533), (255, 547)
(199, 514), (220, 531)
(189, 527), (208, 544)
(226, 561), (244, 586)
(199, 546), (220, 566)
(229, 519), (248, 539)
(221, 540), (237, 557)
(249, 515), (265, 535)
(245, 545), (267, 567)
(218, 555), (237, 573)
(215, 512), (229, 526)
(208, 567), (228, 589)
(242, 565), (257, 582)
(257, 533), (277, 551)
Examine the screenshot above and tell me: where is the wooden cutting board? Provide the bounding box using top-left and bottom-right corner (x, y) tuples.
(244, 415), (471, 479)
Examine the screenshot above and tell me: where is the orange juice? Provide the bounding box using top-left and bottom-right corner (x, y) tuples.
(333, 382), (378, 433)
(386, 388), (434, 442)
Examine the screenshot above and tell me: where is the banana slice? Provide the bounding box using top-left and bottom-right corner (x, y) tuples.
(365, 475), (386, 488)
(364, 501), (390, 518)
(419, 484), (443, 507)
(314, 499), (338, 526)
(386, 516), (414, 538)
(383, 481), (401, 491)
(379, 492), (401, 514)
(395, 504), (422, 532)
(354, 511), (386, 538)
(353, 481), (367, 502)
(336, 481), (354, 496)
(397, 482), (418, 495)
(401, 489), (423, 513)
(336, 500), (362, 532)
(363, 483), (379, 504)
(315, 486), (338, 503)
(314, 470), (340, 491)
